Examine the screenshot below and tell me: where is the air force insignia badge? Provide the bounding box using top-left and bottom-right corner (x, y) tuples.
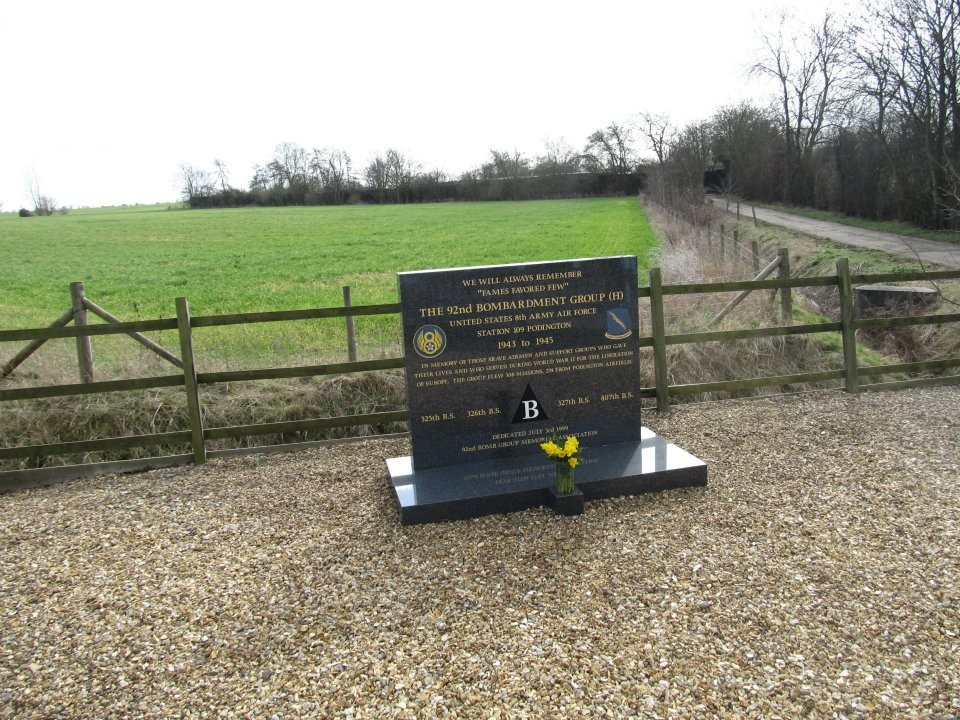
(413, 325), (447, 358)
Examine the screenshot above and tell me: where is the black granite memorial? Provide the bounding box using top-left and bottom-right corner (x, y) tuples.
(387, 256), (707, 524)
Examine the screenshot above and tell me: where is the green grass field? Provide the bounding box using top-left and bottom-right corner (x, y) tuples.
(0, 199), (657, 374)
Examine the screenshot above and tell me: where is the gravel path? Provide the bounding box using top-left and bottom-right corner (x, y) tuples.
(1, 388), (958, 719)
(709, 198), (960, 269)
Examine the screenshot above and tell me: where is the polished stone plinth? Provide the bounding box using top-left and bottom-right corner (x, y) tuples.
(387, 427), (707, 525)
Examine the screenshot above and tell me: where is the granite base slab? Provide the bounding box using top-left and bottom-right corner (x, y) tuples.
(387, 427), (707, 525)
(547, 486), (585, 516)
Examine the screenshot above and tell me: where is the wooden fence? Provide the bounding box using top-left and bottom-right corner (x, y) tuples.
(2, 262), (959, 490)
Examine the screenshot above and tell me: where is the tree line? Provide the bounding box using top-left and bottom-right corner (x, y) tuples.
(648, 0), (959, 231)
(179, 125), (644, 209)
(177, 0), (956, 232)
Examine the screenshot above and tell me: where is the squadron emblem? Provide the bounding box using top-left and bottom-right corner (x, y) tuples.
(604, 307), (633, 340)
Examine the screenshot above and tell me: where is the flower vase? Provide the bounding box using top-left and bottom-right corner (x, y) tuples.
(555, 462), (575, 495)
(547, 462), (583, 515)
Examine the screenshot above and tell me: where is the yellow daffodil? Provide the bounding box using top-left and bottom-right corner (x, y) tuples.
(542, 436), (580, 464)
(540, 440), (562, 457)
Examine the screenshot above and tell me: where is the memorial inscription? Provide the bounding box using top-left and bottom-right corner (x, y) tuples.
(399, 256), (642, 469)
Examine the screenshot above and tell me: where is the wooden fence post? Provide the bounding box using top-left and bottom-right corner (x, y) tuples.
(777, 248), (792, 324)
(836, 258), (859, 393)
(752, 206), (758, 226)
(751, 240), (760, 275)
(176, 297), (206, 464)
(734, 229), (740, 264)
(648, 267), (670, 413)
(343, 286), (358, 363)
(720, 226), (726, 264)
(70, 282), (95, 383)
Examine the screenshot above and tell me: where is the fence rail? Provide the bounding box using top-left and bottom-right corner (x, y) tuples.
(2, 262), (958, 490)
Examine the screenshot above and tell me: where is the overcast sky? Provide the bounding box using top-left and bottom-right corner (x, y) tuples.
(1, 0), (851, 210)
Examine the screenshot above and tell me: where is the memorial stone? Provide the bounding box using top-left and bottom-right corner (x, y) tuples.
(387, 256), (707, 524)
(399, 256), (642, 469)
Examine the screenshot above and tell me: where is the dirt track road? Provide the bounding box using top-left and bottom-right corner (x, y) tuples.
(710, 198), (960, 269)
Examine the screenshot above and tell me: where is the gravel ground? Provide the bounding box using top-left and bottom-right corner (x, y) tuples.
(1, 387), (958, 719)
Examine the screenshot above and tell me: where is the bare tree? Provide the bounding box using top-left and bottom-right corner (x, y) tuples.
(178, 163), (215, 203)
(213, 158), (230, 192)
(355, 150), (413, 202)
(752, 11), (853, 204)
(249, 164), (271, 192)
(487, 149), (531, 179)
(866, 0), (960, 226)
(265, 160), (287, 189)
(852, 28), (897, 140)
(310, 148), (352, 205)
(635, 112), (676, 166)
(412, 168), (448, 202)
(710, 103), (780, 200)
(364, 155), (390, 203)
(666, 120), (714, 191)
(583, 123), (635, 174)
(270, 142), (309, 189)
(458, 168), (484, 200)
(24, 170), (57, 215)
(385, 149), (420, 203)
(534, 138), (582, 175)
